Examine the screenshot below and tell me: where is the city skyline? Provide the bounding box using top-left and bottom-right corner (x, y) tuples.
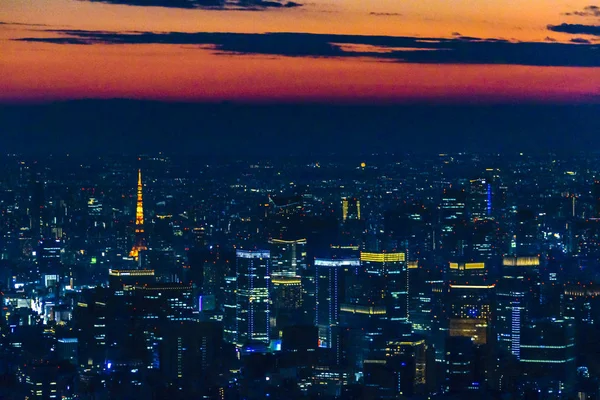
(2, 153), (600, 398)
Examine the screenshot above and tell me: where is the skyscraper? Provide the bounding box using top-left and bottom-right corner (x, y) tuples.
(315, 257), (360, 347)
(468, 178), (492, 221)
(269, 238), (307, 277)
(439, 187), (468, 258)
(235, 249), (271, 345)
(519, 318), (576, 395)
(360, 252), (409, 324)
(269, 238), (307, 333)
(446, 261), (493, 346)
(129, 169), (147, 261)
(495, 255), (541, 358)
(341, 197), (361, 222)
(514, 207), (538, 256)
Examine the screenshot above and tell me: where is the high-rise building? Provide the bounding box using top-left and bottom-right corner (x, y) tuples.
(36, 239), (63, 274)
(315, 257), (360, 347)
(129, 169), (147, 261)
(470, 219), (501, 261)
(268, 238), (307, 333)
(468, 178), (492, 221)
(270, 274), (302, 338)
(494, 255), (541, 358)
(335, 251), (409, 369)
(444, 336), (481, 393)
(519, 318), (576, 395)
(444, 260), (494, 393)
(160, 320), (224, 393)
(29, 175), (46, 240)
(235, 249), (271, 345)
(384, 202), (434, 264)
(269, 238), (307, 277)
(56, 338), (78, 364)
(21, 362), (61, 400)
(360, 252), (409, 324)
(342, 197), (361, 222)
(439, 188), (468, 258)
(74, 288), (110, 371)
(514, 208), (538, 256)
(223, 273), (238, 344)
(142, 248), (177, 283)
(446, 261), (493, 332)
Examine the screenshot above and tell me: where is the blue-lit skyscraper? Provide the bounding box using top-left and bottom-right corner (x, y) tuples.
(315, 257), (360, 347)
(235, 249), (271, 345)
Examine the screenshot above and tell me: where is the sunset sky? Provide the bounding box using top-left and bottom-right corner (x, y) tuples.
(1, 0), (599, 103)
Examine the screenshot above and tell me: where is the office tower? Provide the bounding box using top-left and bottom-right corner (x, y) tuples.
(360, 252), (409, 324)
(186, 246), (232, 311)
(439, 187), (468, 258)
(270, 274), (302, 337)
(495, 255), (541, 358)
(381, 337), (430, 397)
(36, 238), (62, 274)
(468, 178), (492, 221)
(514, 207), (538, 256)
(341, 197), (365, 245)
(446, 261), (494, 345)
(470, 219), (501, 261)
(142, 248), (177, 283)
(160, 320), (224, 393)
(444, 261), (494, 394)
(337, 251), (409, 369)
(315, 257), (360, 347)
(29, 174), (45, 240)
(223, 273), (238, 344)
(22, 362), (61, 400)
(57, 338), (78, 364)
(269, 238), (307, 277)
(153, 212), (174, 250)
(130, 283), (195, 322)
(408, 262), (435, 336)
(129, 169), (147, 261)
(341, 197), (361, 222)
(384, 202), (434, 264)
(444, 336), (481, 393)
(74, 288), (110, 371)
(236, 249), (271, 345)
(519, 318), (576, 395)
(280, 325), (319, 371)
(268, 238), (307, 332)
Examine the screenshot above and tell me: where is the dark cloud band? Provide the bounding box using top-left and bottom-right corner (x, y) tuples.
(15, 30), (600, 67)
(81, 0), (301, 9)
(548, 23), (600, 36)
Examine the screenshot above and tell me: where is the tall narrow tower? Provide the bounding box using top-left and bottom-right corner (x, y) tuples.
(129, 169), (147, 260)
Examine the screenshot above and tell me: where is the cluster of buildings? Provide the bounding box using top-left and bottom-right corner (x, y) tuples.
(0, 153), (600, 399)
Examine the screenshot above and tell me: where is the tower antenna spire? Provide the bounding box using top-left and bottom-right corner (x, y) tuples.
(129, 169), (147, 260)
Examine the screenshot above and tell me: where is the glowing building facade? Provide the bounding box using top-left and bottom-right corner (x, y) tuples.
(315, 257), (360, 347)
(235, 250), (271, 345)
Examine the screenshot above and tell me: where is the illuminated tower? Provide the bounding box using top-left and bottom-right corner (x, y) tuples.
(129, 169), (147, 260)
(235, 250), (271, 345)
(342, 197), (361, 222)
